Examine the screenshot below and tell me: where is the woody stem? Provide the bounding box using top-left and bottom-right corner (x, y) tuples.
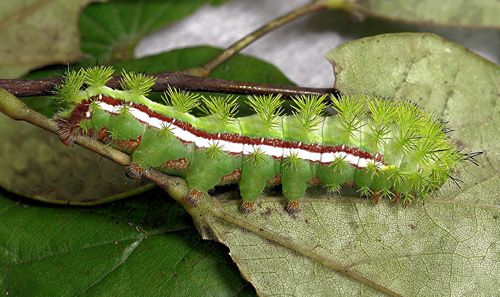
(0, 72), (340, 98)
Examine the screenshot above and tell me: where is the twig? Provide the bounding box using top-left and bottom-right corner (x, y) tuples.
(185, 1), (330, 77)
(0, 72), (340, 98)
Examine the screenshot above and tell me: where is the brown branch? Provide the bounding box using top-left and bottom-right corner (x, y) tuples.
(0, 71), (340, 98)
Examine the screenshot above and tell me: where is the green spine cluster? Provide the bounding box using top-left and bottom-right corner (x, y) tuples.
(56, 67), (463, 209)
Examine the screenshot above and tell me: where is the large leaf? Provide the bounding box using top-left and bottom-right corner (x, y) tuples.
(352, 0), (500, 28)
(187, 33), (498, 296)
(0, 189), (251, 297)
(0, 0), (106, 78)
(80, 0), (226, 62)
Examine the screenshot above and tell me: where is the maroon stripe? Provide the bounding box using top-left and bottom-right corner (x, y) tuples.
(68, 99), (92, 123)
(95, 96), (383, 162)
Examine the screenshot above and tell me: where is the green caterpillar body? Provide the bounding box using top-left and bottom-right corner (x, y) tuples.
(56, 67), (462, 213)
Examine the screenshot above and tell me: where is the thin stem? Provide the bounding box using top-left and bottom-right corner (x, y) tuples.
(186, 1), (329, 77)
(0, 72), (340, 98)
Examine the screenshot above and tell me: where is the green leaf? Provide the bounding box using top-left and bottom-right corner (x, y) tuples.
(0, 112), (152, 205)
(0, 0), (107, 78)
(201, 32), (499, 296)
(80, 0), (226, 62)
(352, 0), (500, 28)
(0, 189), (249, 297)
(147, 33), (497, 296)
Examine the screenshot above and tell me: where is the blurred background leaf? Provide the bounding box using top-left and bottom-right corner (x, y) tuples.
(80, 0), (228, 63)
(0, 189), (254, 297)
(0, 0), (107, 78)
(353, 0), (500, 28)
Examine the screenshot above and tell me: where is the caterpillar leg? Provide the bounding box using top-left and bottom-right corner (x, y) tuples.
(185, 148), (241, 206)
(185, 189), (204, 206)
(240, 201), (256, 213)
(371, 191), (381, 204)
(239, 154), (278, 213)
(56, 119), (81, 145)
(124, 163), (145, 179)
(284, 200), (301, 214)
(281, 158), (313, 215)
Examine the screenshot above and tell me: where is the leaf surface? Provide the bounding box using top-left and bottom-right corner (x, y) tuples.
(194, 33), (499, 296)
(0, 189), (251, 297)
(0, 0), (106, 78)
(80, 0), (226, 62)
(352, 0), (500, 28)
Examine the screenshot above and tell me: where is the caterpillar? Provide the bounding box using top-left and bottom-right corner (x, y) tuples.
(54, 66), (467, 214)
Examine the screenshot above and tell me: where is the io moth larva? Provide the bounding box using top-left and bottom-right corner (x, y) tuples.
(54, 66), (471, 214)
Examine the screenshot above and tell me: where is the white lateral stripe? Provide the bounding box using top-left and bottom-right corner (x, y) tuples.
(283, 148), (321, 162)
(194, 139), (245, 154)
(243, 144), (283, 158)
(217, 140), (244, 154)
(97, 102), (116, 113)
(169, 124), (198, 143)
(148, 117), (164, 129)
(94, 100), (383, 168)
(130, 108), (150, 124)
(320, 152), (348, 163)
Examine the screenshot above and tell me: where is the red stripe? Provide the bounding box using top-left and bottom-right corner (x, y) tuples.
(90, 96), (383, 162)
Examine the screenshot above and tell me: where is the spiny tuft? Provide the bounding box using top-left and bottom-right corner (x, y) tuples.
(158, 125), (174, 140)
(55, 69), (85, 104)
(393, 100), (423, 154)
(246, 94), (284, 128)
(282, 152), (301, 170)
(333, 95), (365, 138)
(329, 156), (349, 174)
(246, 148), (267, 165)
(162, 86), (201, 113)
(119, 70), (156, 96)
(200, 95), (239, 123)
(291, 94), (327, 132)
(366, 97), (396, 146)
(357, 186), (373, 198)
(82, 66), (114, 88)
(206, 142), (224, 159)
